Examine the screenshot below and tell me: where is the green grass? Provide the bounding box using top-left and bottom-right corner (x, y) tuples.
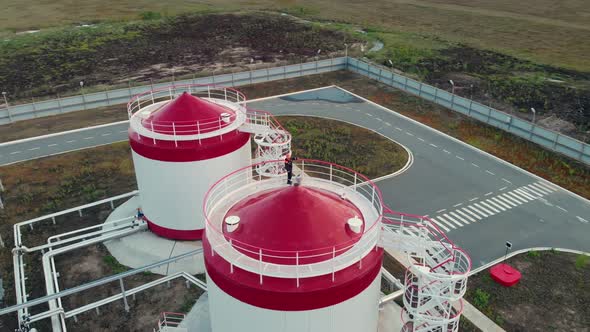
(575, 255), (589, 269)
(103, 255), (129, 274)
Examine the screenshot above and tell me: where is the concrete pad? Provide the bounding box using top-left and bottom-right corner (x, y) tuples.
(378, 297), (404, 332)
(104, 196), (206, 275)
(179, 292), (212, 332)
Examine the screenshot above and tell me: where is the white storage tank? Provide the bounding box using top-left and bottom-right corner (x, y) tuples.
(203, 160), (385, 332)
(128, 86), (252, 240)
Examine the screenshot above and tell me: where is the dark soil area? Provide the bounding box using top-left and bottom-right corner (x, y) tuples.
(465, 251), (590, 331)
(0, 12), (356, 100)
(377, 45), (590, 140)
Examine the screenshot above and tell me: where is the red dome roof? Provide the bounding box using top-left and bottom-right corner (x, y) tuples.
(223, 185), (365, 264)
(144, 92), (235, 135)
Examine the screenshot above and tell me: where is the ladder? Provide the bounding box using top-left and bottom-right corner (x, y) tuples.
(154, 312), (188, 332)
(380, 209), (470, 332)
(239, 109), (291, 177)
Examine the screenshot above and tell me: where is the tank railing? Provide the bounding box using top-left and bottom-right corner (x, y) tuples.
(246, 109), (290, 143)
(127, 84), (247, 136)
(156, 312), (186, 330)
(203, 159), (384, 279)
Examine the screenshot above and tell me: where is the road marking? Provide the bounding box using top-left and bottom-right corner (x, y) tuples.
(375, 117), (383, 122)
(466, 205), (488, 218)
(449, 211), (470, 225)
(502, 178), (512, 184)
(66, 140), (76, 143)
(436, 208), (447, 213)
(469, 197), (479, 202)
(443, 149), (451, 154)
(28, 147), (40, 151)
(577, 216), (589, 224)
(366, 113), (373, 117)
(471, 163), (479, 168)
(10, 151), (21, 155)
(384, 122), (391, 126)
(536, 182), (557, 192)
(84, 137), (94, 140)
(531, 183), (552, 195)
(101, 133), (112, 136)
(461, 207), (482, 220)
(48, 144), (58, 147)
(119, 130), (127, 133)
(472, 203), (494, 216)
(485, 170), (495, 175)
(490, 197), (511, 210)
(485, 199), (506, 212)
(442, 214), (464, 227)
(499, 186), (508, 191)
(436, 215), (457, 229)
(417, 137), (425, 142)
(456, 209), (477, 223)
(406, 132), (414, 136)
(523, 185), (544, 197)
(497, 195), (518, 207)
(506, 191), (528, 204)
(480, 201), (501, 213)
(556, 206), (568, 213)
(430, 218), (451, 232)
(499, 193), (521, 206)
(430, 143), (438, 148)
(484, 192), (493, 197)
(453, 203), (463, 207)
(456, 156), (464, 160)
(514, 188), (536, 200)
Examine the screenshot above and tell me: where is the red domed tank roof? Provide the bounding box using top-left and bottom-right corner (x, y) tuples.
(223, 185), (365, 264)
(144, 92), (235, 135)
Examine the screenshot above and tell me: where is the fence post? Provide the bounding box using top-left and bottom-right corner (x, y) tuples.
(529, 124), (535, 140)
(105, 89), (111, 106)
(467, 99), (473, 116)
(119, 279), (130, 312)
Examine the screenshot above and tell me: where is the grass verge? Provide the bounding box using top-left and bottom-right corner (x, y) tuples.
(465, 251), (589, 330)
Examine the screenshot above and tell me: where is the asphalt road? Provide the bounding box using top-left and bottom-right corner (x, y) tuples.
(1, 86), (588, 269)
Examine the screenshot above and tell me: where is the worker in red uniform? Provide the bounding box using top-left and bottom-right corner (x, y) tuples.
(284, 153), (297, 185)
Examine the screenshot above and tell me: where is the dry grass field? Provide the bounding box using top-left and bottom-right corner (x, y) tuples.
(1, 0), (589, 71)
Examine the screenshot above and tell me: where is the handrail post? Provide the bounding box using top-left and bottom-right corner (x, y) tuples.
(207, 86), (211, 99)
(329, 164), (333, 182)
(332, 246), (336, 282)
(150, 121), (156, 145)
(168, 87), (172, 100)
(296, 251), (300, 288)
(224, 88), (227, 101)
(259, 248), (263, 285)
(119, 279), (130, 312)
(172, 123), (178, 147)
(197, 122), (201, 145)
(229, 239), (234, 274)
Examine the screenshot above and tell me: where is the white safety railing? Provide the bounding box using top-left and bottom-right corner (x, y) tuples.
(380, 209), (471, 332)
(127, 84), (246, 137)
(243, 109), (292, 176)
(11, 190), (138, 328)
(204, 159), (383, 282)
(155, 312), (186, 331)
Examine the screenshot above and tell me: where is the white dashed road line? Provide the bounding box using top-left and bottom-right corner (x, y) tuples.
(10, 151), (21, 155)
(453, 203), (463, 207)
(84, 137), (94, 140)
(502, 178), (512, 184)
(436, 208), (447, 213)
(417, 138), (425, 142)
(556, 206), (568, 213)
(406, 132), (414, 136)
(28, 147), (40, 151)
(456, 156), (464, 160)
(485, 170), (495, 175)
(484, 192), (493, 196)
(443, 149), (451, 154)
(101, 133), (112, 136)
(429, 143), (438, 148)
(48, 144), (58, 147)
(66, 140), (76, 143)
(471, 163), (479, 168)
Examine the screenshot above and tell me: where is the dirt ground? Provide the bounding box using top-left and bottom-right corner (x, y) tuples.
(465, 251), (590, 331)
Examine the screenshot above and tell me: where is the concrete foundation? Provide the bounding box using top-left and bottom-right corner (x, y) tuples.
(103, 196), (206, 275)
